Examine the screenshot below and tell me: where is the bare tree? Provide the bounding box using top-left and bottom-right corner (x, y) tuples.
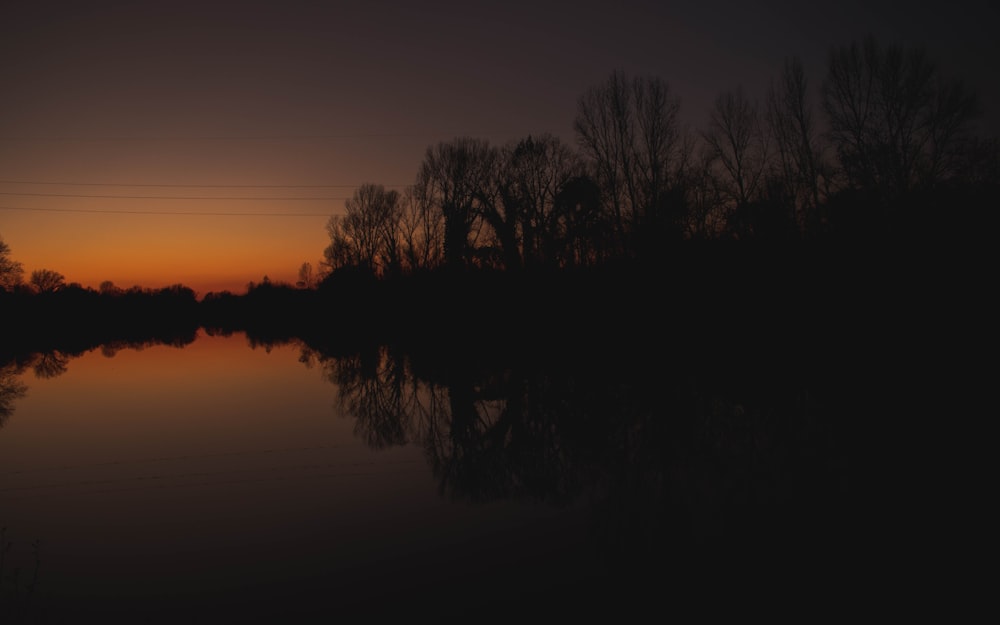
(31, 351), (69, 379)
(325, 347), (414, 450)
(321, 216), (354, 275)
(322, 184), (402, 277)
(575, 70), (633, 248)
(98, 280), (121, 295)
(0, 236), (24, 291)
(822, 36), (978, 199)
(0, 364), (29, 429)
(415, 138), (497, 270)
(703, 86), (770, 212)
(683, 150), (731, 239)
(766, 57), (827, 235)
(632, 73), (684, 232)
(574, 71), (686, 256)
(29, 268), (65, 293)
(477, 134), (586, 271)
(552, 174), (607, 267)
(398, 185), (445, 274)
(296, 262), (314, 288)
(954, 136), (1000, 186)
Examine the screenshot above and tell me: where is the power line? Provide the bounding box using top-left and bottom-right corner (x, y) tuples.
(0, 191), (349, 200)
(0, 179), (410, 189)
(0, 205), (332, 217)
(0, 131), (526, 142)
(0, 134), (425, 141)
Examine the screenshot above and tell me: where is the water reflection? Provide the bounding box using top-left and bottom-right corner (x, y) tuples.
(311, 339), (854, 562)
(0, 333), (198, 430)
(0, 332), (865, 622)
(0, 364), (28, 429)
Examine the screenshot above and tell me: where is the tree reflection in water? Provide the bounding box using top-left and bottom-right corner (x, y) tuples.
(0, 332), (866, 614)
(0, 364), (28, 430)
(0, 332), (198, 431)
(311, 337), (857, 598)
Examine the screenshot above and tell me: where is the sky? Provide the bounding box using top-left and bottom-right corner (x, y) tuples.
(1, 0), (997, 296)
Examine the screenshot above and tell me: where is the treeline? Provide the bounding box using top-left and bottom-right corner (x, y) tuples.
(191, 36), (995, 345)
(0, 36), (994, 348)
(311, 36), (996, 283)
(0, 283), (200, 358)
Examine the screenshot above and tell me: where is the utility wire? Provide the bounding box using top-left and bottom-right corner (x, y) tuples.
(0, 205), (332, 217)
(0, 179), (410, 189)
(0, 131), (524, 141)
(0, 191), (348, 200)
(1, 180), (400, 189)
(0, 180), (408, 189)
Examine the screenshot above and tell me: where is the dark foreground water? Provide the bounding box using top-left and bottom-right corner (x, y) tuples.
(1, 330), (887, 622)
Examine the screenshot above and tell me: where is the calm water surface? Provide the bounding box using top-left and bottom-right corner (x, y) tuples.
(0, 332), (663, 623)
(1, 330), (865, 622)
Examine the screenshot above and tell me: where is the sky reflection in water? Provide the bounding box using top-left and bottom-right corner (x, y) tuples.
(0, 332), (610, 622)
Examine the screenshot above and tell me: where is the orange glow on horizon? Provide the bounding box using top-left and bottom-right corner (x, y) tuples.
(3, 207), (331, 296)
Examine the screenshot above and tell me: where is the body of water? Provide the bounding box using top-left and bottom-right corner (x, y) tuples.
(1, 330), (873, 622)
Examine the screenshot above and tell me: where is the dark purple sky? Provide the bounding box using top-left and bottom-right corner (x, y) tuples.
(1, 0), (996, 293)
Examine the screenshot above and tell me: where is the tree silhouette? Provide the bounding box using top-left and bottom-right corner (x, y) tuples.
(29, 269), (65, 294)
(955, 136), (1000, 187)
(29, 351), (69, 379)
(321, 218), (354, 276)
(98, 280), (122, 296)
(296, 262), (314, 289)
(493, 134), (586, 270)
(822, 36), (979, 202)
(312, 38), (996, 290)
(0, 236), (24, 291)
(702, 85), (770, 229)
(323, 184), (403, 278)
(323, 346), (413, 449)
(765, 56), (827, 237)
(460, 134), (589, 272)
(0, 364), (28, 429)
(415, 138), (497, 271)
(398, 184), (445, 274)
(552, 174), (607, 266)
(574, 70), (688, 257)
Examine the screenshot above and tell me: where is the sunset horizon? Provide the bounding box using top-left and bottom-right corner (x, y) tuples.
(2, 206), (332, 297)
(3, 2), (996, 298)
(2, 2), (991, 621)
